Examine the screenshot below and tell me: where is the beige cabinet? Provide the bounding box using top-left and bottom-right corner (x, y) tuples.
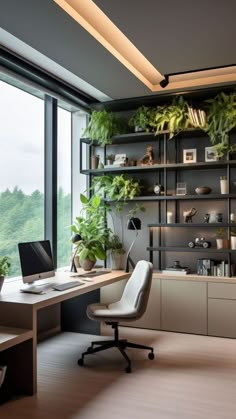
(101, 278), (161, 330)
(208, 282), (236, 338)
(161, 279), (207, 335)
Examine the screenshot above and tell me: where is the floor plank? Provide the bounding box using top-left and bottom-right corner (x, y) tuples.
(1, 327), (236, 418)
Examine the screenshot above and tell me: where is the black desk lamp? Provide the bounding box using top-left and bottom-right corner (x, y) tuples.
(125, 217), (141, 273)
(70, 233), (82, 272)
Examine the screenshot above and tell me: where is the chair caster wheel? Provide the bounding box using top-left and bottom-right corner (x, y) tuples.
(148, 352), (154, 360)
(78, 358), (84, 366)
(125, 365), (132, 373)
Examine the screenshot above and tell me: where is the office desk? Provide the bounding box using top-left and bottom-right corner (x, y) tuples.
(0, 270), (129, 397)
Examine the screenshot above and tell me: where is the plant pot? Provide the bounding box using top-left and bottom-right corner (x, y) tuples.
(0, 276), (4, 293)
(111, 253), (124, 270)
(231, 236), (236, 250)
(216, 239), (230, 249)
(80, 258), (96, 271)
(220, 179), (228, 194)
(91, 156), (99, 170)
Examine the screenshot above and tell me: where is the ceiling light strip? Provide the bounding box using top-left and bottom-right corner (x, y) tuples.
(53, 0), (163, 89)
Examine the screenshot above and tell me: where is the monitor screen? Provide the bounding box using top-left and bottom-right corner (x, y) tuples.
(18, 240), (55, 284)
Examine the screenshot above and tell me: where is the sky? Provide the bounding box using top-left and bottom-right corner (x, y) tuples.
(0, 81), (71, 194)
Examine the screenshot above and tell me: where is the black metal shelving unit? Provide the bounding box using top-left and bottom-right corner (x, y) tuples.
(80, 128), (236, 277)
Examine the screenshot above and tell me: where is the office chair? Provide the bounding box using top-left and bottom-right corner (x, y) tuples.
(78, 260), (154, 373)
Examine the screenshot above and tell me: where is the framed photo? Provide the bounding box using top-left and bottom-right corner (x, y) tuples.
(183, 148), (197, 163)
(205, 146), (218, 162)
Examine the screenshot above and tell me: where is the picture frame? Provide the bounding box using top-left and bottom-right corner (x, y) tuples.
(205, 146), (218, 162)
(183, 148), (197, 163)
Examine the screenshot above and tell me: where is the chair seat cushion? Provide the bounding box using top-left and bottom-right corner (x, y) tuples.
(87, 301), (139, 322)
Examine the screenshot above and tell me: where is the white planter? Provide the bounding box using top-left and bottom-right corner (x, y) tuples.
(220, 179), (228, 194)
(231, 236), (236, 250)
(111, 253), (125, 270)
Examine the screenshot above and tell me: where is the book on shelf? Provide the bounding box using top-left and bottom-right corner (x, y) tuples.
(161, 268), (190, 275)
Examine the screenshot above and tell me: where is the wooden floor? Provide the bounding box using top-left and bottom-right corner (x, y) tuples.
(1, 327), (236, 418)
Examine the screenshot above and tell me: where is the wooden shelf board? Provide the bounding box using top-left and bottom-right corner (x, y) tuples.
(147, 223), (231, 227)
(147, 246), (236, 253)
(0, 326), (33, 351)
(81, 160), (236, 175)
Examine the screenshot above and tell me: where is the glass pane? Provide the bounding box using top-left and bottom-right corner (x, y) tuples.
(0, 81), (44, 278)
(57, 107), (72, 268)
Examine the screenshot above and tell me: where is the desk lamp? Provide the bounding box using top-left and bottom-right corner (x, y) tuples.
(71, 233), (82, 272)
(125, 217), (141, 273)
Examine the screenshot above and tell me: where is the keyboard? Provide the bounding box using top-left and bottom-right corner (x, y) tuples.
(51, 281), (84, 291)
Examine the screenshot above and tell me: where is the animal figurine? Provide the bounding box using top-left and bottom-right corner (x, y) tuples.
(138, 145), (154, 166)
(183, 207), (197, 223)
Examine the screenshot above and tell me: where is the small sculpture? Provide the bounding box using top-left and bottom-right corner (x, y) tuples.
(183, 207), (197, 223)
(138, 145), (154, 166)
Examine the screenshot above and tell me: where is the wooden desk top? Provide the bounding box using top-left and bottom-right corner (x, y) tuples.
(0, 270), (129, 310)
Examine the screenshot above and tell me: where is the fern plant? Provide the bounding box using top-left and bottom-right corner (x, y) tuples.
(202, 92), (236, 157)
(82, 110), (128, 146)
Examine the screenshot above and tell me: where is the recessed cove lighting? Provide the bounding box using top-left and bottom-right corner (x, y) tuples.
(53, 0), (163, 90)
(54, 0), (236, 92)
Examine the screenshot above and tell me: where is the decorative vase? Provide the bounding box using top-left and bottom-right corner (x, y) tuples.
(195, 186), (212, 195)
(0, 276), (4, 293)
(231, 236), (236, 250)
(220, 177), (228, 194)
(216, 239), (230, 249)
(91, 156), (99, 170)
(81, 258), (96, 271)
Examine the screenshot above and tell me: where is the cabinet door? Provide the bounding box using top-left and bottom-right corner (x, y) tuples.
(100, 278), (161, 330)
(161, 279), (207, 335)
(208, 299), (236, 338)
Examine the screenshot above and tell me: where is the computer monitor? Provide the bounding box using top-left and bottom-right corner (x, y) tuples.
(18, 240), (55, 284)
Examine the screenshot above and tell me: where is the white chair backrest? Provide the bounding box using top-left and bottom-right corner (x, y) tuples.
(121, 260), (153, 317)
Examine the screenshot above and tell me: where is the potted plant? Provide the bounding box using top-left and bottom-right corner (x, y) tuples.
(91, 174), (144, 214)
(0, 256), (11, 292)
(82, 110), (128, 146)
(107, 234), (126, 270)
(71, 194), (109, 270)
(128, 105), (156, 132)
(214, 228), (230, 249)
(155, 96), (192, 139)
(106, 154), (115, 165)
(202, 92), (236, 158)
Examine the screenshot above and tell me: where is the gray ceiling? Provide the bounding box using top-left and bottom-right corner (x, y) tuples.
(1, 0), (236, 101)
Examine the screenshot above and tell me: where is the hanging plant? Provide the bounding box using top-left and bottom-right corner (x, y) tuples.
(82, 110), (128, 146)
(155, 96), (192, 139)
(91, 174), (145, 215)
(202, 92), (236, 158)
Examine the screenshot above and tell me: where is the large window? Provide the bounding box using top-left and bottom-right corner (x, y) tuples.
(57, 107), (72, 268)
(0, 81), (44, 277)
(0, 73), (88, 279)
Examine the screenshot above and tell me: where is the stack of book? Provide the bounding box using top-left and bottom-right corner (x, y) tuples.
(161, 267), (191, 275)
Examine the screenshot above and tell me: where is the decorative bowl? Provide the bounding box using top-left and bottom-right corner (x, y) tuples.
(195, 186), (212, 195)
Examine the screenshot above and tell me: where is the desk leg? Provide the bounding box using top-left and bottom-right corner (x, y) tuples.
(61, 290), (100, 335)
(0, 303), (37, 395)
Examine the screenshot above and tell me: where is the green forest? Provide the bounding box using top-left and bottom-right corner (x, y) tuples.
(0, 187), (72, 277)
